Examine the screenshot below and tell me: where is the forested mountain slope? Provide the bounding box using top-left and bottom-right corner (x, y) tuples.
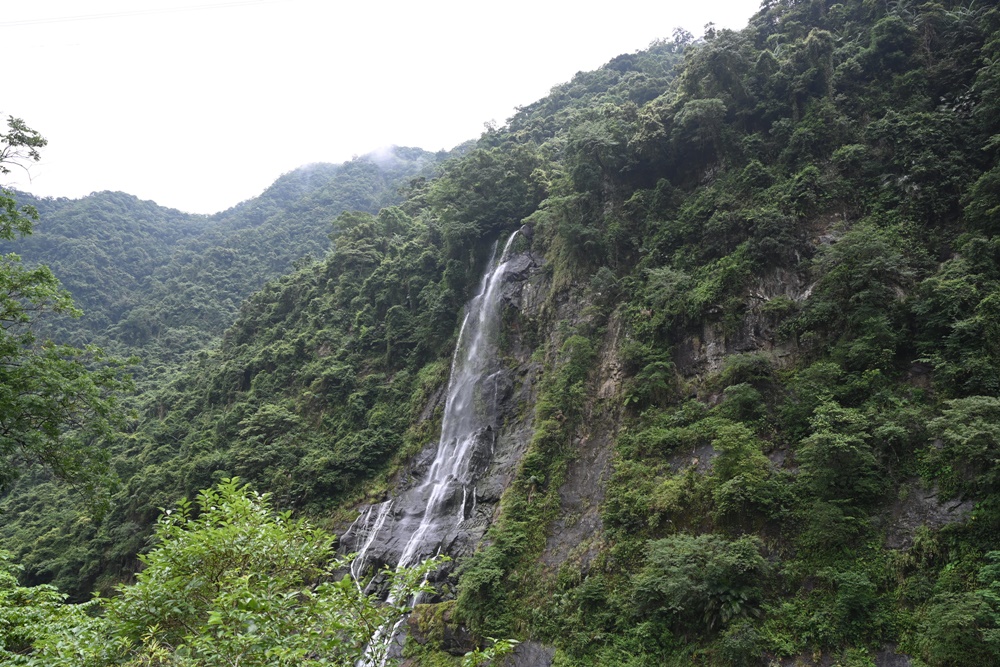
(5, 0), (1000, 664)
(6, 147), (442, 370)
(0, 147), (444, 593)
(3, 190), (207, 343)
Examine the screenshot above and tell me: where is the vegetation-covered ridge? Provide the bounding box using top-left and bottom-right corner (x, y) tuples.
(445, 0), (1000, 664)
(4, 0), (1000, 664)
(5, 146), (443, 369)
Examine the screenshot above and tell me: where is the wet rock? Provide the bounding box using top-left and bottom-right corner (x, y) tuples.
(876, 647), (913, 666)
(767, 446), (791, 470)
(539, 302), (625, 571)
(674, 267), (808, 377)
(504, 252), (537, 282)
(907, 361), (933, 389)
(772, 647), (912, 667)
(501, 640), (555, 667)
(407, 601), (476, 656)
(884, 481), (974, 549)
(542, 428), (613, 570)
(775, 656), (836, 667)
(339, 249), (546, 576)
(418, 384), (446, 422)
(500, 253), (540, 310)
(667, 442), (717, 474)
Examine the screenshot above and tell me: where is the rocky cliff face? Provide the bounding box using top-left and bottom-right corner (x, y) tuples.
(340, 240), (634, 665)
(340, 249), (549, 579)
(365, 219), (983, 667)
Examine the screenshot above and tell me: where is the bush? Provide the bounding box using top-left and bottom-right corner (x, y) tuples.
(633, 533), (768, 636)
(2, 479), (446, 667)
(922, 396), (1000, 498)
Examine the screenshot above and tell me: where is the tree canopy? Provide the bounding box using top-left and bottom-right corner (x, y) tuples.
(0, 478), (460, 666)
(0, 116), (131, 494)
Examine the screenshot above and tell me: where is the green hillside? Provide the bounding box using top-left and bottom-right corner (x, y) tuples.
(4, 0), (1000, 664)
(7, 147), (442, 370)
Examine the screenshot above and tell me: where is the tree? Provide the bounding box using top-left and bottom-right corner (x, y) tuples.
(0, 116), (46, 240)
(922, 396), (1000, 498)
(0, 479), (461, 666)
(108, 478), (442, 666)
(0, 550), (108, 666)
(0, 116), (130, 493)
(633, 533), (767, 635)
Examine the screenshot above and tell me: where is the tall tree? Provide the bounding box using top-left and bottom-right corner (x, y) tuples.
(0, 116), (130, 493)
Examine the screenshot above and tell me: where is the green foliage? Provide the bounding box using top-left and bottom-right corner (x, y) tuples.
(0, 550), (108, 666)
(460, 638), (518, 667)
(794, 220), (923, 372)
(622, 353), (676, 409)
(710, 421), (790, 527)
(633, 533), (767, 635)
(0, 116), (46, 179)
(0, 116), (46, 242)
(796, 402), (882, 505)
(912, 245), (1000, 396)
(1, 479), (447, 666)
(426, 144), (546, 260)
(109, 478), (441, 666)
(6, 148), (442, 368)
(0, 119), (131, 496)
(670, 98), (727, 173)
(8, 1), (1000, 665)
(456, 329), (597, 637)
(762, 568), (891, 658)
(914, 591), (997, 666)
(909, 549), (1000, 667)
(922, 396), (1000, 498)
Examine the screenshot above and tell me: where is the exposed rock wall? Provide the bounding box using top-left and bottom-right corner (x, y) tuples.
(340, 250), (549, 572)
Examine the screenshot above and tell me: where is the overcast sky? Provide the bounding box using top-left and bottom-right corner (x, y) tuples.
(4, 0), (762, 214)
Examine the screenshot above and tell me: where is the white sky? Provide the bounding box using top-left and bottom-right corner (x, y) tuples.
(4, 0), (761, 214)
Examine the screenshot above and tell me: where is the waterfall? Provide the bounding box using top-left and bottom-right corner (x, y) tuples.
(347, 501), (393, 591)
(349, 232), (520, 663)
(395, 231), (518, 568)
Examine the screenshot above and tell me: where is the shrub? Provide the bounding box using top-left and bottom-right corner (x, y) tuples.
(633, 533), (768, 636)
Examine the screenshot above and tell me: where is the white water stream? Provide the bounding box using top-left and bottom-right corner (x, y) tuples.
(350, 233), (520, 664)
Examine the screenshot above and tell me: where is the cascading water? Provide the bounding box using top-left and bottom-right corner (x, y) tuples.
(395, 233), (519, 568)
(345, 232), (521, 662)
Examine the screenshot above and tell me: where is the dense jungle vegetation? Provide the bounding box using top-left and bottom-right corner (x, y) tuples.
(9, 147), (443, 372)
(5, 0), (1000, 663)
